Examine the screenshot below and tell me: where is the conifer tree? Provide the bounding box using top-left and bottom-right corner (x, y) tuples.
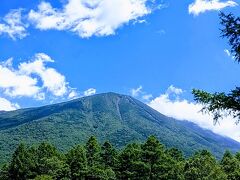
(8, 143), (35, 179)
(85, 136), (114, 179)
(141, 135), (164, 179)
(193, 13), (240, 123)
(85, 136), (101, 167)
(100, 141), (117, 168)
(184, 150), (227, 180)
(118, 143), (149, 179)
(221, 150), (240, 179)
(66, 145), (88, 179)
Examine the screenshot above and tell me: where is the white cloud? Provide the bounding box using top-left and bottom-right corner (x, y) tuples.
(142, 94), (153, 101)
(130, 85), (153, 102)
(167, 85), (183, 95)
(131, 85), (143, 97)
(28, 0), (154, 38)
(0, 97), (20, 111)
(68, 89), (79, 99)
(0, 53), (74, 100)
(0, 9), (28, 39)
(148, 85), (240, 142)
(19, 53), (67, 97)
(84, 88), (96, 96)
(0, 59), (40, 98)
(189, 0), (238, 16)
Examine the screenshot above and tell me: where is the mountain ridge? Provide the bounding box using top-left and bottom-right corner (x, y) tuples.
(0, 92), (240, 165)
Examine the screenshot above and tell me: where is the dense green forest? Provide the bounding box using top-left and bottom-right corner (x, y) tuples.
(1, 135), (240, 180)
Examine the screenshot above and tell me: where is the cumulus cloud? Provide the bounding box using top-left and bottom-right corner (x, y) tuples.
(28, 0), (154, 38)
(0, 97), (20, 111)
(148, 85), (240, 142)
(0, 9), (28, 39)
(0, 58), (40, 98)
(19, 53), (68, 97)
(189, 0), (238, 16)
(0, 53), (74, 100)
(84, 88), (96, 96)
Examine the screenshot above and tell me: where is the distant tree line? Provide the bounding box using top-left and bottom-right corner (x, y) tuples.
(0, 136), (240, 180)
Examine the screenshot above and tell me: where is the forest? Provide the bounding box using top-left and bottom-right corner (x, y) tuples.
(0, 135), (240, 180)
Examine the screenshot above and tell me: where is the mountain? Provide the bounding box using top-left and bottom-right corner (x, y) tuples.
(0, 92), (240, 165)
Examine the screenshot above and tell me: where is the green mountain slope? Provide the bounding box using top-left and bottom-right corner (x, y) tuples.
(0, 92), (240, 165)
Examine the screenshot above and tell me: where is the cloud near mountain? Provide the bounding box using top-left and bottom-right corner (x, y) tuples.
(147, 85), (240, 142)
(0, 53), (77, 109)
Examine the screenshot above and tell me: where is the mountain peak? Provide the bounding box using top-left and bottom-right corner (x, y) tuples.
(80, 92), (131, 100)
(0, 92), (240, 164)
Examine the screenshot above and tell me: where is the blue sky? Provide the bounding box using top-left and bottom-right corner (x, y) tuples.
(0, 0), (240, 140)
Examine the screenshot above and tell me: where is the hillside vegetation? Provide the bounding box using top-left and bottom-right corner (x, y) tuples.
(0, 93), (240, 165)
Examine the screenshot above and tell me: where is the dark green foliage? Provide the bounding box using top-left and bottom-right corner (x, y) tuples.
(141, 136), (184, 180)
(66, 145), (87, 179)
(34, 142), (70, 179)
(0, 164), (9, 180)
(142, 136), (164, 166)
(221, 151), (240, 179)
(152, 155), (184, 180)
(184, 150), (227, 180)
(86, 136), (101, 167)
(100, 141), (117, 168)
(1, 93), (240, 166)
(117, 143), (148, 179)
(85, 136), (113, 179)
(1, 136), (239, 180)
(34, 175), (53, 180)
(192, 88), (240, 123)
(220, 12), (240, 62)
(192, 13), (240, 123)
(166, 148), (185, 161)
(8, 143), (36, 179)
